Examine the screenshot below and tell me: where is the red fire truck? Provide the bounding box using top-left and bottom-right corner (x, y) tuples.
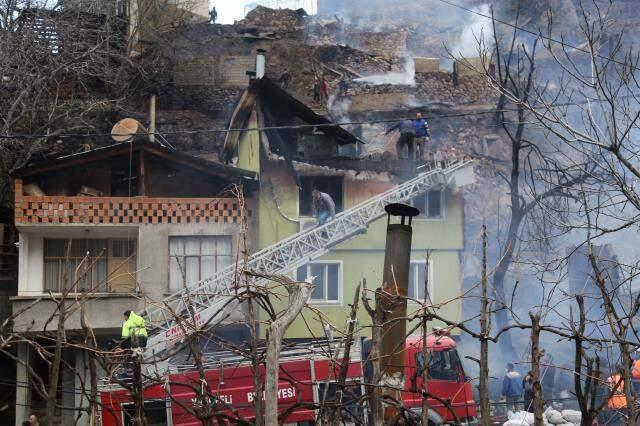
(100, 334), (476, 425)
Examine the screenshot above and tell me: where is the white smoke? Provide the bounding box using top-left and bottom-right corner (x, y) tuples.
(452, 4), (493, 57)
(353, 56), (415, 86)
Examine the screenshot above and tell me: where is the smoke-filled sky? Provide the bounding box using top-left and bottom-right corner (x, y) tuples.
(210, 0), (317, 24)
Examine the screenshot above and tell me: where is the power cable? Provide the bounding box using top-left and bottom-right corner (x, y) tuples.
(0, 91), (633, 141)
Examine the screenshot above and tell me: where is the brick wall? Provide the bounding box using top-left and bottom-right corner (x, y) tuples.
(173, 55), (253, 88)
(15, 179), (248, 225)
(219, 55), (254, 87)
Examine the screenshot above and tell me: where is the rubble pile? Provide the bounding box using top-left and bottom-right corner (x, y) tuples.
(238, 6), (307, 30)
(313, 45), (392, 76)
(502, 408), (582, 426)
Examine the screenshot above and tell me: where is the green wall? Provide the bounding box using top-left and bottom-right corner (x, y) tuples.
(235, 125), (465, 340)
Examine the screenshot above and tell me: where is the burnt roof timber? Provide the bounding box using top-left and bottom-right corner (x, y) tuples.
(13, 141), (257, 183)
(250, 77), (360, 146)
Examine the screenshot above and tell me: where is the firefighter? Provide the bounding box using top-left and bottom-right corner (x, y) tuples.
(385, 119), (417, 159)
(121, 310), (148, 349)
(605, 365), (628, 425)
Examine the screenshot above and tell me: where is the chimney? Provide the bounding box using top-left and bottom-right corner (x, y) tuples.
(378, 203), (419, 422)
(255, 49), (266, 79)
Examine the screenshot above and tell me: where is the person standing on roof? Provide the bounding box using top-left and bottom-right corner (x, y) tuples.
(209, 6), (217, 24)
(386, 119), (417, 160)
(313, 77), (321, 104)
(413, 112), (431, 159)
(319, 76), (330, 106)
(312, 190), (336, 226)
(122, 310), (148, 349)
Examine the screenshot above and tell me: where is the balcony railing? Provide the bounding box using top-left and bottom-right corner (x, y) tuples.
(15, 195), (245, 225)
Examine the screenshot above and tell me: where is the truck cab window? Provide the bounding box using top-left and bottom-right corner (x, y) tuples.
(415, 349), (461, 381)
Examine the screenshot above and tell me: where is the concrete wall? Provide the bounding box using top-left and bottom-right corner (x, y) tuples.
(13, 217), (248, 332)
(137, 221), (243, 304)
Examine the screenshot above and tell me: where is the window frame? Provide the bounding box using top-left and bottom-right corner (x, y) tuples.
(167, 235), (233, 292)
(407, 259), (434, 304)
(42, 238), (136, 294)
(295, 260), (343, 305)
(412, 190), (445, 220)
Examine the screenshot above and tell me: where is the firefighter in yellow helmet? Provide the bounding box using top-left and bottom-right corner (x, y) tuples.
(121, 310), (148, 349)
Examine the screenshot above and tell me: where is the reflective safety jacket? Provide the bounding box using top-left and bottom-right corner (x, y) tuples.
(121, 311), (148, 338)
(607, 374), (627, 409)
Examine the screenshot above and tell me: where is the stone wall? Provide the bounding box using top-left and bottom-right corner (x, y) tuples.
(414, 57), (441, 73)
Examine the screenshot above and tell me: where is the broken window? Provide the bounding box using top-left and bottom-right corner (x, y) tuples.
(296, 261), (341, 303)
(168, 236), (232, 291)
(299, 176), (343, 217)
(411, 190), (443, 218)
(408, 260), (433, 303)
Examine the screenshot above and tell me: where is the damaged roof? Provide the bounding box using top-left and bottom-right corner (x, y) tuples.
(223, 77), (359, 156)
(14, 140), (257, 183)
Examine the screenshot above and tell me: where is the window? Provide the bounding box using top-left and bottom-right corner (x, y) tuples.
(415, 349), (462, 381)
(44, 239), (108, 292)
(411, 190), (443, 218)
(43, 239), (137, 293)
(169, 236), (232, 291)
(299, 176), (343, 216)
(296, 261), (341, 303)
(408, 260), (433, 303)
(123, 400), (168, 426)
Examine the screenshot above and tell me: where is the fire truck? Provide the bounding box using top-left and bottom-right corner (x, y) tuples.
(100, 333), (477, 425)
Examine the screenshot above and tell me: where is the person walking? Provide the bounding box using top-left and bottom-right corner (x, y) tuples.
(523, 371), (535, 413)
(501, 363), (524, 412)
(413, 112), (431, 159)
(312, 190), (336, 226)
(121, 310), (148, 349)
(386, 119), (417, 159)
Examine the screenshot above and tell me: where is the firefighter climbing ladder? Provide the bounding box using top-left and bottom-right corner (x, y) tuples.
(141, 158), (474, 370)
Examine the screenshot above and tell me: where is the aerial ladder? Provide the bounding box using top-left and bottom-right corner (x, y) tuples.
(140, 159), (474, 374)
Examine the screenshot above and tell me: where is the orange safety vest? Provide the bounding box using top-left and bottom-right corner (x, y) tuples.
(632, 360), (640, 379)
(607, 374), (628, 409)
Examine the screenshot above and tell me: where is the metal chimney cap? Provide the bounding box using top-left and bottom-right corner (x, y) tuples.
(385, 203), (419, 217)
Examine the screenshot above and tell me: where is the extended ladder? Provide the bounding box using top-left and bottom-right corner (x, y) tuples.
(141, 159), (474, 369)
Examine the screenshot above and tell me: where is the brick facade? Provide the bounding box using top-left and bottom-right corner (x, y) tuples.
(15, 179), (247, 225)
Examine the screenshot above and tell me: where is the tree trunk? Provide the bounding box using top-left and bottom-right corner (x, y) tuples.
(264, 277), (311, 426)
(46, 305), (65, 425)
(529, 313), (544, 425)
(132, 354), (146, 426)
(331, 283), (361, 426)
(479, 224), (490, 426)
(246, 288), (263, 426)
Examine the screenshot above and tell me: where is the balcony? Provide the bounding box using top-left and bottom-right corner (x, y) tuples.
(15, 192), (243, 226)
